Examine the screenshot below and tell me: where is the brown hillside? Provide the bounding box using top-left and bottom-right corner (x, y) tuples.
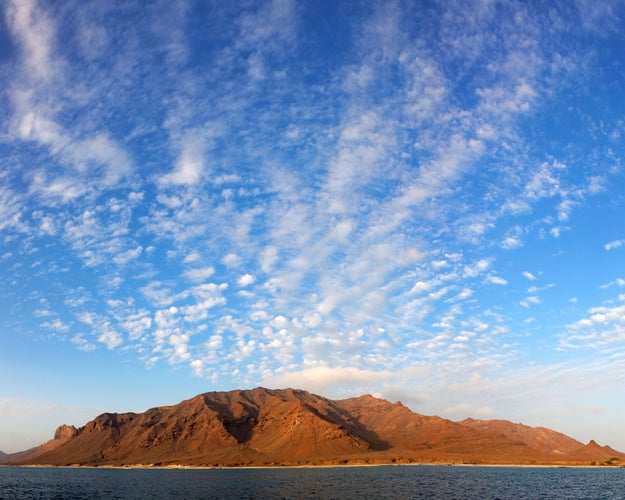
(8, 387), (625, 467)
(337, 395), (479, 449)
(460, 418), (584, 454)
(565, 440), (625, 464)
(335, 395), (547, 463)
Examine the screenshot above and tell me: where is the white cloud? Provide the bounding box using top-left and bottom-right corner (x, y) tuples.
(154, 306), (179, 329)
(563, 302), (625, 350)
(456, 288), (474, 300)
(190, 359), (204, 377)
(557, 199), (575, 222)
(5, 0), (57, 82)
(181, 283), (228, 322)
(113, 246), (143, 265)
(98, 328), (123, 349)
(443, 402), (496, 419)
(121, 313), (152, 341)
(264, 365), (392, 393)
(605, 240), (624, 251)
(184, 251), (201, 263)
(41, 318), (70, 333)
(168, 332), (191, 363)
(410, 281), (431, 294)
(237, 273), (255, 287)
(160, 125), (222, 186)
(16, 112), (64, 145)
(600, 278), (625, 289)
(520, 296), (541, 308)
(431, 260), (448, 269)
(141, 282), (181, 307)
(69, 133), (133, 186)
(485, 275), (508, 286)
(71, 334), (96, 352)
(184, 266), (215, 282)
(260, 245), (278, 273)
(161, 147), (203, 186)
(502, 234), (523, 250)
(463, 259), (490, 277)
(523, 271), (537, 281)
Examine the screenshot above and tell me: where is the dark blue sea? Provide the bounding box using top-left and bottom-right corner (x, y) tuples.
(1, 465), (624, 499)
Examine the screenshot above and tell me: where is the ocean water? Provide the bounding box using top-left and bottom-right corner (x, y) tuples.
(1, 465), (624, 499)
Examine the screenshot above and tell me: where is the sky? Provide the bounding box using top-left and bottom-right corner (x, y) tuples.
(2, 0), (625, 454)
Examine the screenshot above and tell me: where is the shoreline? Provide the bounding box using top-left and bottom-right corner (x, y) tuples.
(2, 462), (622, 470)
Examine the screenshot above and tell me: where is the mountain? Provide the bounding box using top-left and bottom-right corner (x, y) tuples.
(6, 388), (625, 467)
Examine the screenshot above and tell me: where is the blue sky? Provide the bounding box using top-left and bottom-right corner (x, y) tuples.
(2, 0), (625, 454)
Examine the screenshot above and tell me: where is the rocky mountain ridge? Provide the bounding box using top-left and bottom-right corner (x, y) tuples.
(3, 387), (623, 467)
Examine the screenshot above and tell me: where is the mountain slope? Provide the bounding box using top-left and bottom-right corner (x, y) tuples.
(8, 388), (625, 467)
(336, 395), (479, 449)
(460, 418), (584, 454)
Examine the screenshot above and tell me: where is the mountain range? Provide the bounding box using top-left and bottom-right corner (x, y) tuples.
(2, 387), (623, 467)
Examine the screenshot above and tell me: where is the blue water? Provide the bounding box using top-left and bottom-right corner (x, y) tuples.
(0, 465), (623, 499)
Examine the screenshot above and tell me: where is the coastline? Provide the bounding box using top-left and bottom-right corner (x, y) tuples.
(2, 462), (622, 470)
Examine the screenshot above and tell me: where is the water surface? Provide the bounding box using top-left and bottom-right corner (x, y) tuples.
(1, 465), (623, 499)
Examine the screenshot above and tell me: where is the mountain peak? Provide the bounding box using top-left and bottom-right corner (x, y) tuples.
(54, 425), (78, 440)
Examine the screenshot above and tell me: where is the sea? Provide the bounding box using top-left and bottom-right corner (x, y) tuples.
(1, 465), (624, 499)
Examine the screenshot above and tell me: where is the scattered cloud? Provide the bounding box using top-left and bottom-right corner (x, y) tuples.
(562, 301), (625, 350)
(485, 275), (508, 286)
(605, 240), (624, 251)
(237, 274), (255, 287)
(520, 296), (541, 308)
(2, 0), (625, 453)
(184, 267), (215, 283)
(263, 366), (394, 394)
